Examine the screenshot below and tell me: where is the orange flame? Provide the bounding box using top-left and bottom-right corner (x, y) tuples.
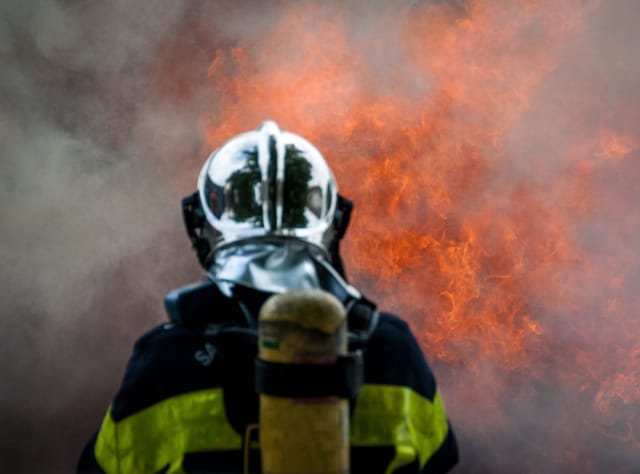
(198, 0), (639, 471)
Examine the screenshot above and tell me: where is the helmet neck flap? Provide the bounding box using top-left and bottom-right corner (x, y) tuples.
(209, 237), (360, 301)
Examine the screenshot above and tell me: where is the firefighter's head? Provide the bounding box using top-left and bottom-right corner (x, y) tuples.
(183, 121), (353, 280)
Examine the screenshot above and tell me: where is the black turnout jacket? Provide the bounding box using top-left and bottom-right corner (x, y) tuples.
(78, 282), (458, 473)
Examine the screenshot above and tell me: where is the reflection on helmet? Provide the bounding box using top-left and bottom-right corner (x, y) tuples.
(198, 121), (338, 252)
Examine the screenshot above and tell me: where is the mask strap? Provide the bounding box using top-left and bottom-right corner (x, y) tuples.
(182, 192), (212, 267)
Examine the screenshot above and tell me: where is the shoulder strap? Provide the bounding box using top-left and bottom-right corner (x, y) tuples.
(164, 280), (246, 327)
(165, 280), (380, 347)
(346, 294), (379, 350)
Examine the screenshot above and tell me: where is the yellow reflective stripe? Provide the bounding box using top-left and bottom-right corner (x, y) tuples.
(350, 385), (449, 472)
(95, 384), (448, 474)
(95, 388), (242, 474)
(166, 456), (186, 474)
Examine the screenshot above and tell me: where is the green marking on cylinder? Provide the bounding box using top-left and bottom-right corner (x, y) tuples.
(261, 338), (280, 350)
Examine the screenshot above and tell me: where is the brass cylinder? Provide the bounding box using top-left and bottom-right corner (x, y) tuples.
(258, 289), (349, 474)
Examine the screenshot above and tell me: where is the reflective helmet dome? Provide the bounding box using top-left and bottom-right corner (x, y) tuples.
(197, 121), (338, 253)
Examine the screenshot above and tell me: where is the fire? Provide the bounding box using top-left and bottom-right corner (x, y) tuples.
(597, 129), (636, 161)
(198, 0), (639, 471)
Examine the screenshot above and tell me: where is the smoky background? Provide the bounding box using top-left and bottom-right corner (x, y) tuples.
(1, 1), (638, 473)
(0, 1), (212, 471)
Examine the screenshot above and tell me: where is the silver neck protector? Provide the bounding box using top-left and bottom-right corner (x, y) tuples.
(208, 239), (360, 300)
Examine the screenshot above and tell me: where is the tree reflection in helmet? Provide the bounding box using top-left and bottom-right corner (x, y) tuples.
(197, 121), (338, 256)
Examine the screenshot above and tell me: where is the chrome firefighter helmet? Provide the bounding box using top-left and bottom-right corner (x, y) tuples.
(183, 121), (353, 273)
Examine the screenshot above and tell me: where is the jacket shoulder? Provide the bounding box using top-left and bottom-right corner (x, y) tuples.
(364, 312), (437, 400)
(110, 323), (224, 421)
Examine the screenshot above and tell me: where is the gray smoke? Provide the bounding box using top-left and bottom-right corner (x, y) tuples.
(0, 1), (204, 472)
(1, 1), (638, 473)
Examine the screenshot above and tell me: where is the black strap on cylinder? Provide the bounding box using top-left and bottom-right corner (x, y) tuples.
(255, 351), (363, 399)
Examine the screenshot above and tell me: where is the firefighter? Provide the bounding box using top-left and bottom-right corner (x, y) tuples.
(78, 121), (459, 473)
